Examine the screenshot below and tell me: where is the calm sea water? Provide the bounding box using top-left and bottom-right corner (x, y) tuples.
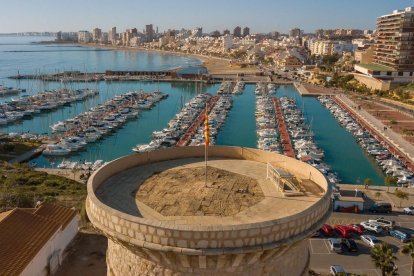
(0, 37), (385, 184)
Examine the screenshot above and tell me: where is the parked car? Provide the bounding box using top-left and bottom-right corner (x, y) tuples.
(369, 217), (395, 229)
(328, 238), (343, 253)
(361, 235), (382, 248)
(320, 224), (335, 236)
(329, 265), (346, 276)
(341, 238), (359, 252)
(389, 230), (411, 243)
(348, 224), (364, 235)
(403, 206), (414, 215)
(312, 230), (321, 238)
(369, 202), (392, 213)
(334, 225), (352, 238)
(360, 221), (383, 234)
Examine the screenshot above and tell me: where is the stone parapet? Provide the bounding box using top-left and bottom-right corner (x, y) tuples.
(86, 146), (331, 274)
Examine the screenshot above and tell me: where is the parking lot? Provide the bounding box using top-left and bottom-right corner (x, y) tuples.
(309, 212), (414, 276)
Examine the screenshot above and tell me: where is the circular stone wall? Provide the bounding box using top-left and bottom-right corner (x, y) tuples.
(86, 146), (332, 276)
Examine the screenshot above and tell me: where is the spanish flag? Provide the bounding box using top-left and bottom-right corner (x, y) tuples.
(204, 107), (209, 146)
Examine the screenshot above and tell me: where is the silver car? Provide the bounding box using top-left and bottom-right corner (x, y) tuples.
(403, 206), (414, 215)
(328, 238), (343, 253)
(361, 235), (382, 248)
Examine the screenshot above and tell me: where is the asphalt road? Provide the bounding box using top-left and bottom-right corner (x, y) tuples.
(310, 212), (414, 276)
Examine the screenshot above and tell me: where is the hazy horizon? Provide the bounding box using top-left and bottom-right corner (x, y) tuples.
(0, 0), (413, 34)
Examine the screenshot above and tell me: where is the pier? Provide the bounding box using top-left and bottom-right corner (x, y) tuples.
(176, 96), (219, 147)
(273, 98), (295, 158)
(333, 96), (414, 172)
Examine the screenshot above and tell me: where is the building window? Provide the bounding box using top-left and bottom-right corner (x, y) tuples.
(410, 72), (413, 76)
(373, 71), (380, 75)
(398, 72), (404, 76)
(387, 71), (392, 76)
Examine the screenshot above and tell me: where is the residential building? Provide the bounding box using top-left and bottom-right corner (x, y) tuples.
(289, 28), (303, 38)
(278, 55), (303, 70)
(355, 46), (374, 64)
(310, 40), (357, 56)
(373, 7), (414, 72)
(354, 7), (414, 89)
(222, 35), (233, 51)
(77, 30), (91, 43)
(146, 24), (154, 42)
(233, 26), (242, 38)
(0, 204), (78, 276)
(243, 27), (250, 37)
(92, 28), (102, 42)
(109, 26), (117, 44)
(191, 27), (202, 38)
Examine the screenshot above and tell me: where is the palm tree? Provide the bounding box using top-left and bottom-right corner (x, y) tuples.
(401, 240), (414, 276)
(371, 243), (398, 276)
(375, 191), (382, 201)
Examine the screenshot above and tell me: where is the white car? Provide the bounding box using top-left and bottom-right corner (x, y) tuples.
(403, 206), (414, 215)
(361, 235), (382, 248)
(368, 217), (395, 229)
(330, 265), (346, 276)
(360, 221), (383, 234)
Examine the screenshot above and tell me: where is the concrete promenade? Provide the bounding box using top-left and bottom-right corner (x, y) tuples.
(337, 95), (414, 163)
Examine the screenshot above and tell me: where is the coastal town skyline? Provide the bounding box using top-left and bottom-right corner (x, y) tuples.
(1, 0), (413, 33)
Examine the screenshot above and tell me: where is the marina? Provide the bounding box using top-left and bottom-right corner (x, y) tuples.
(44, 91), (166, 156)
(0, 37), (389, 185)
(255, 82), (280, 153)
(0, 85), (26, 96)
(187, 95), (233, 146)
(133, 93), (213, 152)
(319, 95), (414, 187)
(279, 96), (339, 184)
(0, 88), (98, 125)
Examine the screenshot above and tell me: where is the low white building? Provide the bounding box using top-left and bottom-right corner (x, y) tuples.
(222, 35), (233, 52)
(0, 203), (78, 276)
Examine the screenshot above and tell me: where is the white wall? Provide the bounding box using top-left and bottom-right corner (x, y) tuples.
(20, 216), (79, 276)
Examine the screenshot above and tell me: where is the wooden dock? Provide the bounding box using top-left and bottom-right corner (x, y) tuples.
(273, 98), (296, 158)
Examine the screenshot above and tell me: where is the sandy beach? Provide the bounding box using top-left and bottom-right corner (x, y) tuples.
(59, 42), (259, 75)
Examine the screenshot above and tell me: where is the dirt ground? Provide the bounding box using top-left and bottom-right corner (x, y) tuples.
(57, 227), (107, 276)
(351, 95), (414, 145)
(136, 166), (264, 216)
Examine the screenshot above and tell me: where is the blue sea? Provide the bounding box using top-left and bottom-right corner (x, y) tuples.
(0, 36), (385, 184)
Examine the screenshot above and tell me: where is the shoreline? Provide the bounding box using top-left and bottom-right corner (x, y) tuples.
(39, 41), (259, 75)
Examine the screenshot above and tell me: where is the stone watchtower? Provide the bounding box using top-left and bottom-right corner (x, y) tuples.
(86, 146), (331, 275)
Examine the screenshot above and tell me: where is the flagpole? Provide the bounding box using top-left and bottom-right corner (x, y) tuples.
(204, 102), (209, 187)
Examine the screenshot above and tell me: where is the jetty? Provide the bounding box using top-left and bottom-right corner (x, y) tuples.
(176, 96), (219, 147)
(273, 98), (295, 158)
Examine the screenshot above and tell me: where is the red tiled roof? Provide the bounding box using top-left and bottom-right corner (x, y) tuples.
(0, 204), (77, 275)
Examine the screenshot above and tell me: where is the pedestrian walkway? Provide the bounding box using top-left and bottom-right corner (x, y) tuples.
(339, 95), (414, 162)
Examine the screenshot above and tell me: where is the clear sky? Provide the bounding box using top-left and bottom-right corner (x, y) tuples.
(1, 0), (413, 33)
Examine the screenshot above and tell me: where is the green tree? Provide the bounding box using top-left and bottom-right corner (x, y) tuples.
(364, 178), (373, 190)
(401, 240), (414, 276)
(375, 191), (382, 201)
(394, 189), (409, 208)
(385, 176), (398, 193)
(371, 243), (398, 276)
